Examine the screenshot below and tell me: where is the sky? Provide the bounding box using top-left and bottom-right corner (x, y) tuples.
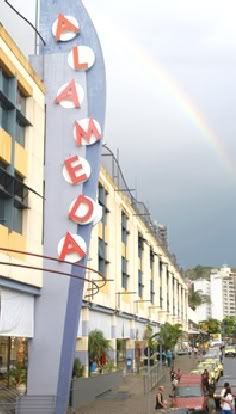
(1, 0), (236, 268)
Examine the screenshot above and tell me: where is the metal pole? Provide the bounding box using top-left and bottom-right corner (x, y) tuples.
(160, 343), (163, 369)
(148, 345), (151, 414)
(7, 337), (11, 389)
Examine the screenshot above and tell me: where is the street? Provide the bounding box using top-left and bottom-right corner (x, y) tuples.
(221, 356), (236, 381)
(73, 355), (198, 414)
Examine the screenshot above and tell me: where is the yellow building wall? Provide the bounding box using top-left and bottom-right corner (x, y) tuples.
(84, 167), (188, 329)
(0, 28), (45, 288)
(0, 128), (11, 164)
(14, 143), (28, 177)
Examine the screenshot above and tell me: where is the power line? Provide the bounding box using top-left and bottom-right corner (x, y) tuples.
(1, 0), (46, 46)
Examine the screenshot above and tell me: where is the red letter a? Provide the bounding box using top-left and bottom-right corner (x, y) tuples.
(69, 195), (94, 224)
(74, 118), (102, 146)
(55, 79), (80, 108)
(56, 14), (79, 41)
(58, 232), (86, 261)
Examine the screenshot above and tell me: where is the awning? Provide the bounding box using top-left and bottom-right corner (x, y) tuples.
(88, 311), (112, 339)
(0, 288), (34, 337)
(116, 317), (131, 339)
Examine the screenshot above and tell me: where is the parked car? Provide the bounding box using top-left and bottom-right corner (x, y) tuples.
(170, 383), (207, 413)
(179, 374), (202, 385)
(224, 346), (236, 357)
(177, 349), (189, 356)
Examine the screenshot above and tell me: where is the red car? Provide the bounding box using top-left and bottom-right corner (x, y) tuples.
(179, 374), (202, 385)
(170, 383), (207, 413)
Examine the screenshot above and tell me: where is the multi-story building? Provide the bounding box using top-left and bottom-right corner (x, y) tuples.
(211, 266), (236, 321)
(76, 146), (188, 376)
(193, 279), (211, 321)
(0, 24), (44, 387)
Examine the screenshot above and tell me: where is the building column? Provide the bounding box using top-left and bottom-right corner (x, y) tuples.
(168, 270), (174, 321)
(110, 315), (117, 368)
(161, 262), (168, 314)
(173, 277), (177, 320)
(75, 307), (89, 377)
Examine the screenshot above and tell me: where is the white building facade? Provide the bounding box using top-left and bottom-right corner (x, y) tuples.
(193, 280), (211, 321)
(210, 266), (236, 321)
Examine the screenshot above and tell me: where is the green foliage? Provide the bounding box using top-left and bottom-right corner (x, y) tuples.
(188, 290), (203, 311)
(188, 286), (211, 311)
(184, 266), (212, 281)
(222, 316), (236, 337)
(9, 363), (27, 385)
(72, 358), (84, 378)
(143, 324), (155, 349)
(159, 323), (182, 351)
(199, 318), (221, 335)
(88, 329), (110, 368)
(105, 358), (115, 373)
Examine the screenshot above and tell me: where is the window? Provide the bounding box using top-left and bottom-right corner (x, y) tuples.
(0, 106), (12, 135)
(13, 204), (23, 233)
(121, 211), (129, 244)
(167, 270), (169, 312)
(0, 198), (5, 225)
(98, 183), (108, 225)
(138, 233), (144, 258)
(138, 270), (144, 298)
(2, 72), (11, 99)
(98, 237), (107, 277)
(121, 256), (129, 289)
(16, 88), (26, 116)
(150, 280), (155, 304)
(15, 119), (26, 147)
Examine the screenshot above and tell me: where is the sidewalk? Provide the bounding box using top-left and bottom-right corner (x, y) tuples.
(73, 355), (199, 414)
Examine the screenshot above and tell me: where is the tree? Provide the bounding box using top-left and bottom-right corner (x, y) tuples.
(143, 323), (157, 353)
(199, 318), (221, 335)
(188, 287), (211, 311)
(184, 266), (212, 281)
(159, 323), (182, 351)
(222, 317), (236, 337)
(88, 330), (110, 372)
(72, 358), (84, 378)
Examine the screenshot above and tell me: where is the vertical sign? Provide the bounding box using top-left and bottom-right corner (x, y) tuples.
(25, 1), (106, 413)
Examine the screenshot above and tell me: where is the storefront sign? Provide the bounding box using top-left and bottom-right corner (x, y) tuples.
(26, 2), (106, 413)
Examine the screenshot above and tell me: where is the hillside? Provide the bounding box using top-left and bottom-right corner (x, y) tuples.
(184, 265), (213, 281)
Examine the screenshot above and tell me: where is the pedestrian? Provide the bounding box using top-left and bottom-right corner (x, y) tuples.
(172, 374), (179, 392)
(221, 383), (230, 400)
(176, 368), (182, 382)
(221, 386), (233, 414)
(188, 346), (192, 358)
(194, 346), (198, 358)
(209, 378), (216, 395)
(166, 350), (172, 368)
(207, 391), (216, 414)
(170, 367), (175, 382)
(155, 386), (165, 410)
(202, 369), (210, 394)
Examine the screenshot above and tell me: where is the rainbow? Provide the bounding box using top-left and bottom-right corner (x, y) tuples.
(92, 10), (235, 177)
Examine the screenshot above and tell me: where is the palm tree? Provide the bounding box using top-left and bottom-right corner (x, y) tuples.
(88, 330), (110, 373)
(188, 287), (211, 311)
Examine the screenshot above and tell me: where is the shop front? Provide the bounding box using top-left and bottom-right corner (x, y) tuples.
(0, 287), (35, 392)
(0, 336), (27, 390)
